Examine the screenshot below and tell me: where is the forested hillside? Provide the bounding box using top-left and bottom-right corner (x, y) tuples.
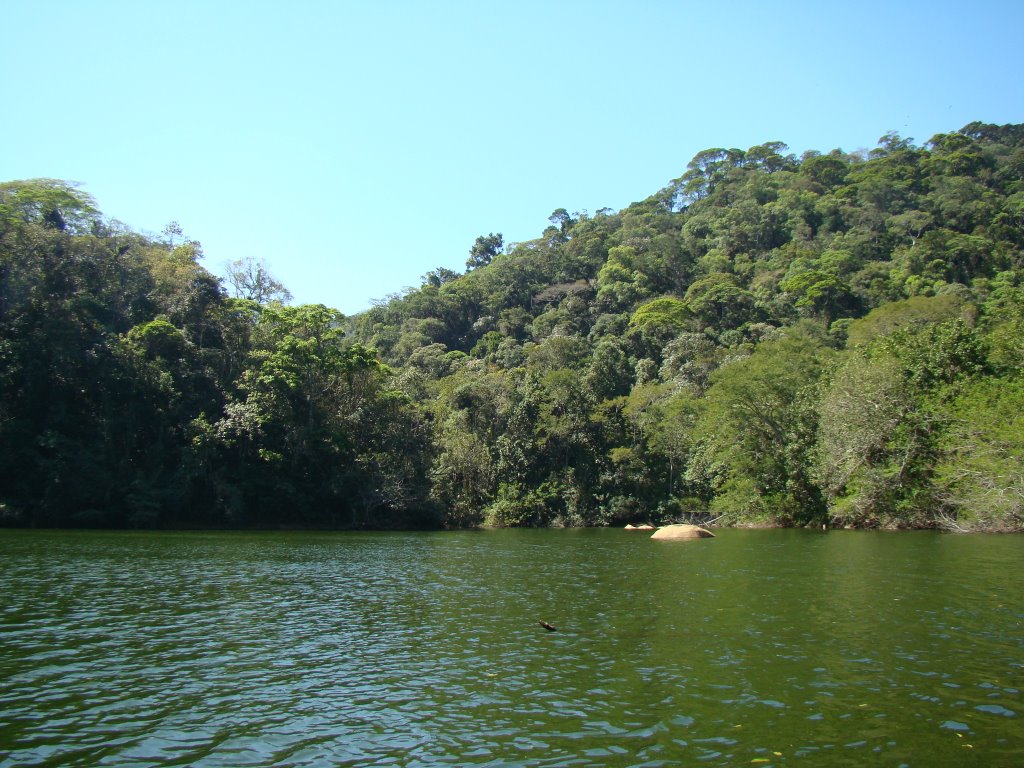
(3, 121), (1023, 531)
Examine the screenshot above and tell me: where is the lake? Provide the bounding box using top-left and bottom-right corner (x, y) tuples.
(1, 528), (1021, 767)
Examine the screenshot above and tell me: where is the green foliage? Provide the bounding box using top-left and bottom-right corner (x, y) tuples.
(846, 294), (968, 347)
(467, 232), (503, 270)
(5, 119), (1024, 530)
(0, 194), (433, 528)
(816, 318), (989, 527)
(779, 269), (855, 323)
(933, 375), (1024, 531)
(691, 332), (831, 525)
(978, 278), (1024, 373)
(0, 179), (99, 232)
(874, 318), (988, 390)
(684, 273), (756, 330)
(816, 352), (925, 526)
(629, 297), (691, 335)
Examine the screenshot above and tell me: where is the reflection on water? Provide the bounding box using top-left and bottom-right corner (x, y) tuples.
(1, 529), (1022, 766)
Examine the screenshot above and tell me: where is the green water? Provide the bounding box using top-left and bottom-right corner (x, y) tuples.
(0, 528), (1021, 766)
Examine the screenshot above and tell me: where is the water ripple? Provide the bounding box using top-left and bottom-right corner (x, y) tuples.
(1, 529), (1023, 766)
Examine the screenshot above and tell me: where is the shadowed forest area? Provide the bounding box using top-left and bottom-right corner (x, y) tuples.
(2, 122), (1023, 531)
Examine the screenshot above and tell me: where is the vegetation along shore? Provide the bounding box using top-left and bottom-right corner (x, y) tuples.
(2, 122), (1022, 532)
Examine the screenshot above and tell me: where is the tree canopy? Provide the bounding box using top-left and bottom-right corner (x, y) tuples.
(3, 121), (1023, 531)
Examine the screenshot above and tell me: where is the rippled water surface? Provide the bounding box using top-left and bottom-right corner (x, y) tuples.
(1, 528), (1022, 766)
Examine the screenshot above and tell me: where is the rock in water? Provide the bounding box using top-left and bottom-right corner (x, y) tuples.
(650, 524), (715, 540)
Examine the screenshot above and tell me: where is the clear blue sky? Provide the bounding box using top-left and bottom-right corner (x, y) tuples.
(3, 0), (1022, 315)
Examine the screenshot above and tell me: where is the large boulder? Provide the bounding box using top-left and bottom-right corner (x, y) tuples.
(650, 524), (715, 540)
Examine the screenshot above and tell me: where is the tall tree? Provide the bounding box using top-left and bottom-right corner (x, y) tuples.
(224, 256), (293, 304)
(466, 232), (503, 270)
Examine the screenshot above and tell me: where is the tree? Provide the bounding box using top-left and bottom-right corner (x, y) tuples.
(466, 232), (503, 270)
(979, 279), (1024, 373)
(422, 266), (461, 287)
(817, 319), (988, 527)
(816, 352), (919, 526)
(870, 131), (915, 158)
(692, 331), (830, 524)
(744, 141), (797, 173)
(672, 147), (746, 202)
(660, 332), (720, 391)
(199, 302), (434, 527)
(779, 269), (856, 324)
(934, 375), (1024, 531)
(584, 338), (633, 401)
(629, 296), (691, 338)
(537, 208), (583, 246)
(683, 273), (756, 330)
(0, 179), (99, 233)
(7, 119), (1024, 531)
(162, 221), (184, 247)
(224, 257), (293, 304)
(845, 294), (968, 347)
(799, 150), (852, 189)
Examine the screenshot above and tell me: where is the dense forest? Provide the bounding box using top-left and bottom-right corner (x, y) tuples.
(2, 121), (1023, 531)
